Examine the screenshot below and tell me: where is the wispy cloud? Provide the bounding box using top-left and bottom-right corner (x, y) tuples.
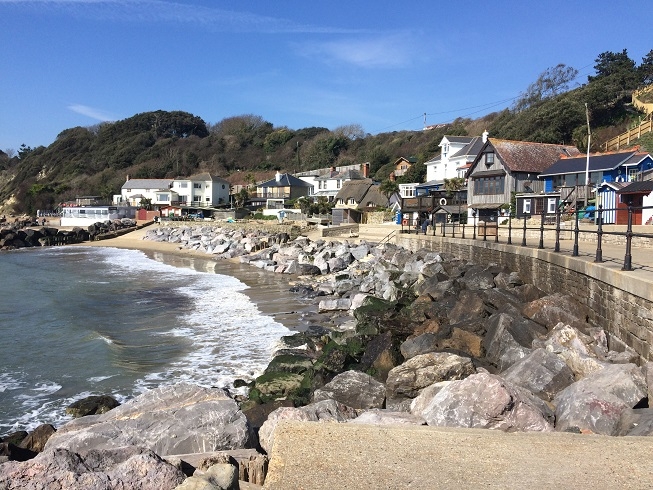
(296, 35), (414, 69)
(0, 0), (364, 34)
(68, 104), (117, 122)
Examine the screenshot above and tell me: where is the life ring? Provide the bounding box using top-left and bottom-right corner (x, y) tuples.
(439, 198), (447, 206)
(402, 218), (409, 226)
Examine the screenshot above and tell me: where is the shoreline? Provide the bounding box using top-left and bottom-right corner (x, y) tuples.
(77, 223), (322, 332)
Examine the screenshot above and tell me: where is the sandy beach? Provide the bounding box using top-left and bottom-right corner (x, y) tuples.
(77, 223), (323, 332)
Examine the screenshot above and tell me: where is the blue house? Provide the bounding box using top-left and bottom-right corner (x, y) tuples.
(538, 150), (653, 205)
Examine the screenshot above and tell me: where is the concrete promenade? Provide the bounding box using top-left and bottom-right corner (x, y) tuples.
(263, 422), (653, 489)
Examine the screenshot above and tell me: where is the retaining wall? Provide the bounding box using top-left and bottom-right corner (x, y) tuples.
(395, 234), (653, 365)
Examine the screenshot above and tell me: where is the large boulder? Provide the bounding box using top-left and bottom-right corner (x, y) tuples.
(616, 408), (653, 436)
(0, 446), (185, 490)
(415, 372), (554, 432)
(45, 383), (252, 456)
(19, 424), (56, 453)
(501, 348), (575, 402)
(357, 331), (401, 383)
(312, 370), (386, 409)
(522, 293), (590, 332)
(66, 394), (120, 418)
(258, 400), (357, 454)
(553, 363), (647, 435)
(385, 352), (475, 409)
(482, 313), (532, 370)
(533, 322), (606, 379)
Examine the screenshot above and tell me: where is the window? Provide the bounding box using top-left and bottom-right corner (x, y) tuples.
(367, 202), (376, 207)
(485, 153), (495, 166)
(337, 198), (344, 204)
(206, 197), (210, 202)
(179, 182), (188, 188)
(157, 193), (169, 202)
(337, 180), (342, 189)
(523, 199), (531, 214)
(627, 167), (638, 182)
(547, 198), (557, 214)
(347, 198), (356, 205)
(194, 183), (201, 189)
(473, 175), (504, 195)
(443, 144), (449, 158)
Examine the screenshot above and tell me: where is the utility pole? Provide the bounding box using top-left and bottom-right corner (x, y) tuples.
(584, 103), (591, 208)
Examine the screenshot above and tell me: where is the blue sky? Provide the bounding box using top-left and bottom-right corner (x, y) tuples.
(1, 0), (652, 152)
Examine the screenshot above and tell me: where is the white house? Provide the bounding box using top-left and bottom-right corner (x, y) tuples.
(117, 178), (174, 207)
(425, 132), (488, 183)
(171, 173), (230, 207)
(117, 173), (230, 209)
(296, 163), (370, 201)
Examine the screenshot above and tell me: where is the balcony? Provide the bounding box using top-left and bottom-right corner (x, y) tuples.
(255, 192), (291, 199)
(170, 200), (213, 208)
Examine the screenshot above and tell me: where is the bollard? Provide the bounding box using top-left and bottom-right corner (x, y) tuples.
(572, 208), (579, 256)
(507, 207), (512, 245)
(554, 208), (561, 253)
(495, 212), (499, 243)
(623, 204), (633, 271)
(595, 205), (603, 263)
(538, 209), (545, 249)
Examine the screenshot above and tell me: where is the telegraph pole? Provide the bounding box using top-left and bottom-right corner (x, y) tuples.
(584, 103), (591, 208)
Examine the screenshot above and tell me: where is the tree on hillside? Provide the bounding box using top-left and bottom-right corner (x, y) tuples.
(333, 124), (366, 140)
(379, 179), (400, 200)
(589, 49), (639, 91)
(367, 146), (391, 176)
(514, 64), (579, 112)
(18, 144), (34, 160)
(640, 49), (653, 86)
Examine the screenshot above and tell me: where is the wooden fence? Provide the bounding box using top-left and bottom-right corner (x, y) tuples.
(603, 117), (652, 151)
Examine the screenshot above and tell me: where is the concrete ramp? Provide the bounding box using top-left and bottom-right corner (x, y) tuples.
(264, 421), (653, 489)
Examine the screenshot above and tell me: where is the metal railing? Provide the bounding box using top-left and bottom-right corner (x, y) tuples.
(400, 204), (653, 272)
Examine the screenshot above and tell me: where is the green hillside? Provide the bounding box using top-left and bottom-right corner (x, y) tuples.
(1, 48), (651, 215)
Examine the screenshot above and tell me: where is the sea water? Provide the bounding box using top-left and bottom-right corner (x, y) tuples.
(0, 246), (295, 435)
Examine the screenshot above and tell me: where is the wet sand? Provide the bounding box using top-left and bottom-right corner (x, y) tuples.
(78, 224), (323, 332)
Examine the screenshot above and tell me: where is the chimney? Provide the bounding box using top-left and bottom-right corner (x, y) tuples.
(362, 162), (369, 178)
(126, 175), (130, 182)
(482, 130), (489, 143)
(275, 171), (282, 182)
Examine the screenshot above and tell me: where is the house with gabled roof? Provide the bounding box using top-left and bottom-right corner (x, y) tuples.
(418, 132), (486, 196)
(251, 171), (313, 209)
(332, 179), (389, 225)
(298, 162), (370, 202)
(392, 157), (416, 178)
(118, 177), (175, 208)
(538, 150), (653, 206)
(466, 138), (581, 220)
(170, 172), (231, 208)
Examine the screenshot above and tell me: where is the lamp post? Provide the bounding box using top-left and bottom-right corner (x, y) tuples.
(472, 211), (477, 240)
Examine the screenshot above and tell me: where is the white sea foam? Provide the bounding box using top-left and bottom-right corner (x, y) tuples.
(0, 246), (296, 433)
